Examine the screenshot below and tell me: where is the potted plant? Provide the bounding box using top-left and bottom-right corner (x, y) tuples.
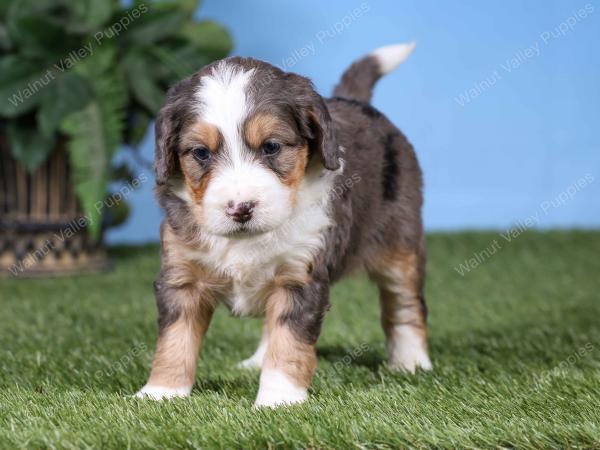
(0, 0), (232, 276)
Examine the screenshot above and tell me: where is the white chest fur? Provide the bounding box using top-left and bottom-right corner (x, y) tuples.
(179, 170), (338, 316)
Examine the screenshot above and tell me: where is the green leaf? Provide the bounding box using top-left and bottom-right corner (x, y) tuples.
(37, 72), (93, 137)
(125, 109), (152, 147)
(61, 102), (110, 237)
(0, 24), (12, 51)
(134, 0), (199, 16)
(6, 0), (113, 36)
(77, 40), (117, 74)
(124, 7), (187, 45)
(179, 20), (232, 59)
(6, 0), (57, 17)
(150, 44), (213, 83)
(0, 56), (49, 118)
(0, 0), (16, 21)
(103, 195), (130, 227)
(0, 0), (16, 49)
(146, 20), (231, 85)
(6, 120), (56, 172)
(7, 11), (79, 61)
(63, 0), (114, 34)
(123, 51), (165, 114)
(61, 47), (126, 238)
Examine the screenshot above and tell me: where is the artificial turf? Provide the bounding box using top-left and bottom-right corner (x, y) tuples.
(0, 231), (599, 449)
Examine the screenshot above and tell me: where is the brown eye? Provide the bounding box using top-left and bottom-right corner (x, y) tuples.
(192, 146), (211, 163)
(261, 141), (281, 156)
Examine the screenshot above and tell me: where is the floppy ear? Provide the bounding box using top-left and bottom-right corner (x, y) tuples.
(306, 96), (340, 171)
(290, 74), (340, 171)
(154, 79), (194, 185)
(154, 109), (176, 185)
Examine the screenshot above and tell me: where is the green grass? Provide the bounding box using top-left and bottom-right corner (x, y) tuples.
(1, 231), (599, 449)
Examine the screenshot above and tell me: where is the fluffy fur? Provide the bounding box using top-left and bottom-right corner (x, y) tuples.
(137, 43), (431, 407)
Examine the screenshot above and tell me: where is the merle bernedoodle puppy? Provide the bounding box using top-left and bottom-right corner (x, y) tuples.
(136, 42), (431, 407)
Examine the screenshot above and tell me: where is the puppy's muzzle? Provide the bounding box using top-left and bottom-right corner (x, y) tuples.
(226, 200), (256, 223)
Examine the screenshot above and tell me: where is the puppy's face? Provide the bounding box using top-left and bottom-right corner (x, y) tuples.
(178, 94), (308, 237)
(155, 58), (340, 237)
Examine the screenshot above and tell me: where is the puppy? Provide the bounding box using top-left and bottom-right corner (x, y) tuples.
(136, 43), (431, 407)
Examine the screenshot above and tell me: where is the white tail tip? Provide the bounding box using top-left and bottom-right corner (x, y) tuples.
(371, 42), (416, 75)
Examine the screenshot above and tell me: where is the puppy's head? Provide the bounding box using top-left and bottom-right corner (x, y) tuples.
(155, 57), (340, 237)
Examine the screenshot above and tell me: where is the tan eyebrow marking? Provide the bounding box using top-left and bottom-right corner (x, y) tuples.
(245, 113), (295, 149)
(181, 121), (221, 152)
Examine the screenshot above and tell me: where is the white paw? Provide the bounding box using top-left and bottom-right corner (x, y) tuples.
(237, 336), (268, 370)
(254, 388), (307, 408)
(390, 349), (433, 373)
(135, 384), (191, 400)
(388, 326), (433, 373)
(254, 369), (308, 408)
(237, 354), (263, 369)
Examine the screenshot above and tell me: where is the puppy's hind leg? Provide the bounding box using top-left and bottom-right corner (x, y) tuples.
(369, 247), (432, 373)
(237, 322), (269, 369)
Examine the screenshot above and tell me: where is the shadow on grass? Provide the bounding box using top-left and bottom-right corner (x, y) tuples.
(317, 344), (384, 371)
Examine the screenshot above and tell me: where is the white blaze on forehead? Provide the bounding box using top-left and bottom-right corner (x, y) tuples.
(195, 61), (255, 166)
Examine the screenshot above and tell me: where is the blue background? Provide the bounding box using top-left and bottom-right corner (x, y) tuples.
(108, 0), (600, 244)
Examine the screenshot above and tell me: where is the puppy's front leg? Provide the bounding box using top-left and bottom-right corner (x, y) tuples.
(255, 278), (329, 408)
(137, 278), (214, 400)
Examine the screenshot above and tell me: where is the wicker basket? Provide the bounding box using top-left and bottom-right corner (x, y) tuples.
(0, 133), (109, 277)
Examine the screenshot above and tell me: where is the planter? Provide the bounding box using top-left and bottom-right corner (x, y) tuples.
(0, 134), (109, 277)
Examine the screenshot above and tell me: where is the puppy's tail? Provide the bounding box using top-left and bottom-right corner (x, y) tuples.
(332, 42), (416, 103)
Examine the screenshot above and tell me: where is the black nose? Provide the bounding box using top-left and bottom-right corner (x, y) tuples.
(226, 201), (256, 223)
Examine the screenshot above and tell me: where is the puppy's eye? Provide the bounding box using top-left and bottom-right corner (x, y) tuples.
(191, 146), (211, 162)
(261, 141), (281, 156)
